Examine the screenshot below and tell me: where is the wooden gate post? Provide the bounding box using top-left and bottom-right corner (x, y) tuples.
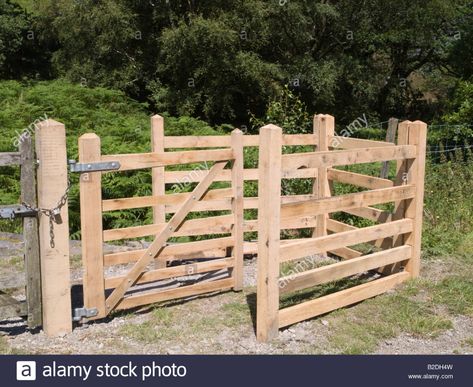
(257, 124), (282, 342)
(20, 136), (42, 328)
(404, 121), (427, 278)
(79, 134), (106, 319)
(35, 119), (72, 336)
(313, 115), (335, 255)
(231, 129), (244, 291)
(151, 115), (166, 269)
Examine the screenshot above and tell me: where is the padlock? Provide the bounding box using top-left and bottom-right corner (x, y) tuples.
(51, 208), (63, 224)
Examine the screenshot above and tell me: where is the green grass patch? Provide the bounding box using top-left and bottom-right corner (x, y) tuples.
(324, 283), (452, 354)
(431, 277), (473, 316)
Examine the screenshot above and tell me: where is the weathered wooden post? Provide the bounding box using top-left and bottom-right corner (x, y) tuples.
(20, 136), (42, 328)
(380, 117), (399, 179)
(35, 119), (72, 336)
(257, 124), (282, 342)
(151, 115), (166, 269)
(231, 128), (244, 291)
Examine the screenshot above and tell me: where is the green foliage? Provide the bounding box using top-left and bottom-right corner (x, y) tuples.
(423, 152), (473, 255)
(0, 80), (223, 236)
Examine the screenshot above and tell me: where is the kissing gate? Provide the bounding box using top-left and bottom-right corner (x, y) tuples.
(12, 114), (427, 343)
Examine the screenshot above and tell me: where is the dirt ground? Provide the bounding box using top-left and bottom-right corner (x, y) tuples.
(1, 232), (472, 355)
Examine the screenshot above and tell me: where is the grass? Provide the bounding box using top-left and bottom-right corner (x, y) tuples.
(318, 282), (453, 354)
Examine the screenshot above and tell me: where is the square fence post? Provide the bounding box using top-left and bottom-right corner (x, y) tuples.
(20, 135), (42, 328)
(313, 115), (335, 255)
(257, 124), (282, 342)
(231, 129), (244, 291)
(151, 115), (166, 269)
(35, 119), (72, 336)
(79, 133), (106, 319)
(404, 121), (427, 278)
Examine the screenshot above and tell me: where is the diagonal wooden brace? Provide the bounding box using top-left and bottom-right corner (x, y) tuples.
(105, 160), (229, 312)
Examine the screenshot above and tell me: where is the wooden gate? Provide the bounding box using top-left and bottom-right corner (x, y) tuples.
(0, 136), (41, 328)
(256, 116), (427, 342)
(78, 116), (244, 320)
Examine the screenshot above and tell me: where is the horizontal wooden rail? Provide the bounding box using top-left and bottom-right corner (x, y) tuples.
(105, 257), (233, 289)
(328, 169), (393, 189)
(280, 218), (413, 262)
(344, 206), (392, 223)
(278, 271), (409, 328)
(104, 237), (234, 266)
(163, 134), (317, 149)
(330, 136), (395, 149)
(103, 188), (232, 212)
(279, 245), (412, 294)
(281, 185), (415, 219)
(103, 214), (233, 241)
(163, 167), (317, 184)
(116, 277), (234, 310)
(282, 145), (416, 170)
(102, 149), (233, 171)
(104, 192), (315, 212)
(0, 152), (21, 166)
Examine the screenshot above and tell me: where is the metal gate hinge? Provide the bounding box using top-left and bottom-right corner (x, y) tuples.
(68, 159), (121, 173)
(0, 205), (37, 220)
(73, 307), (98, 322)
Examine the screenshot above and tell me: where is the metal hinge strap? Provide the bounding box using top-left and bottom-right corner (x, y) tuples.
(73, 307), (98, 322)
(68, 160), (120, 173)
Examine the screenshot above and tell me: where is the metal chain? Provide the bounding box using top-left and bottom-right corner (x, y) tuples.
(22, 179), (72, 248)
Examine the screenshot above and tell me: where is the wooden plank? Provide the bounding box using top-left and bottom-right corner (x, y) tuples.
(105, 257), (233, 288)
(102, 188), (233, 211)
(0, 293), (27, 319)
(344, 206), (392, 223)
(103, 214), (234, 241)
(35, 119), (72, 336)
(105, 161), (228, 312)
(162, 134), (317, 149)
(328, 169), (393, 189)
(380, 118), (399, 178)
(0, 272), (26, 290)
(0, 152), (21, 166)
(314, 115), (334, 255)
(20, 136), (42, 328)
(404, 121), (427, 278)
(151, 115), (166, 270)
(282, 145), (417, 170)
(231, 129), (244, 290)
(104, 237), (234, 266)
(102, 149), (233, 171)
(279, 245), (412, 294)
(79, 133), (106, 319)
(256, 124), (282, 342)
(329, 246), (363, 260)
(117, 277), (234, 310)
(330, 136), (395, 149)
(281, 185), (416, 219)
(164, 166), (317, 184)
(280, 219), (413, 262)
(278, 272), (409, 328)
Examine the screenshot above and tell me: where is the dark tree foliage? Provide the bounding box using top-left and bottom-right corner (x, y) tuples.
(2, 0), (473, 126)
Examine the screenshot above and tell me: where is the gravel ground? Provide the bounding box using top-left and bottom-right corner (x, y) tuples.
(1, 232), (472, 355)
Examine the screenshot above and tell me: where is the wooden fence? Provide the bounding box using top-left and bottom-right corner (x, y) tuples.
(1, 114), (426, 341)
(256, 115), (427, 342)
